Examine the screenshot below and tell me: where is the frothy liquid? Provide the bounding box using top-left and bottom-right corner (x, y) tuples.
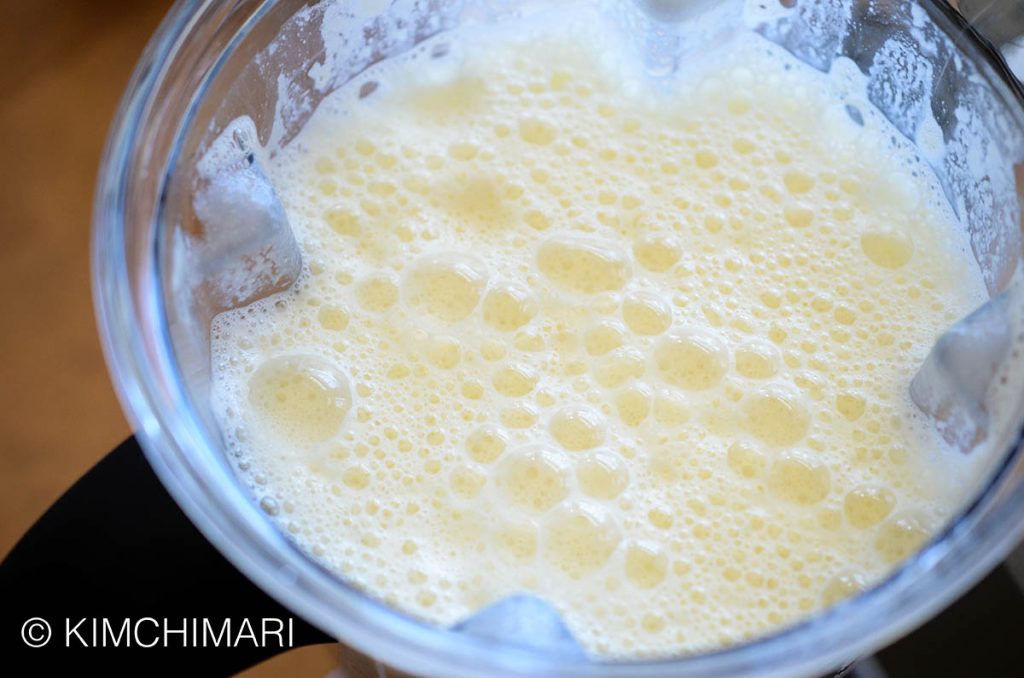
(211, 17), (989, 657)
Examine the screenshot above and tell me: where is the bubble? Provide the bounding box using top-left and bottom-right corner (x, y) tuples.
(874, 513), (930, 564)
(448, 141), (479, 161)
(783, 171), (814, 194)
(760, 290), (782, 309)
(465, 425), (508, 464)
(695, 150), (718, 169)
(860, 229), (914, 269)
(388, 364), (412, 379)
(461, 380), (485, 400)
(493, 363), (539, 397)
(550, 405), (607, 450)
(248, 355), (352, 444)
(652, 388), (690, 425)
(425, 335), (461, 369)
(405, 254), (488, 323)
(624, 541), (668, 588)
(810, 296), (833, 313)
(342, 465), (371, 490)
(438, 176), (505, 220)
(356, 274), (399, 312)
(354, 139), (376, 156)
(654, 330), (729, 390)
(537, 236), (631, 294)
(835, 392), (866, 421)
(259, 496), (280, 516)
(482, 283), (538, 331)
(450, 465), (487, 499)
(704, 214), (724, 234)
(524, 210), (551, 231)
(543, 502), (621, 578)
(744, 386), (810, 446)
(844, 486), (896, 528)
(633, 234), (681, 272)
(833, 306), (856, 325)
(519, 117), (557, 145)
(767, 451), (830, 505)
(647, 508), (674, 529)
(622, 292), (672, 336)
(492, 518), (539, 562)
(576, 450), (629, 499)
(735, 340), (780, 379)
(584, 321), (626, 356)
(317, 306), (350, 331)
(726, 441), (766, 479)
(325, 207), (361, 236)
(821, 572), (866, 607)
(733, 137), (756, 154)
(514, 331), (545, 352)
(783, 205), (814, 229)
(480, 338), (507, 361)
(616, 385), (652, 427)
(495, 446), (570, 512)
(641, 613), (666, 634)
(593, 347), (646, 388)
(501, 404), (539, 428)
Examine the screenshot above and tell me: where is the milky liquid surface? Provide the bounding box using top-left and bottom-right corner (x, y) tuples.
(210, 15), (991, 657)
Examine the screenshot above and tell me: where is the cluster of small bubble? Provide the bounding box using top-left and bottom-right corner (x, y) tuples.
(208, 24), (988, 659)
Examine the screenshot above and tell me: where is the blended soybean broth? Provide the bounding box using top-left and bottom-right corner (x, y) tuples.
(209, 12), (990, 657)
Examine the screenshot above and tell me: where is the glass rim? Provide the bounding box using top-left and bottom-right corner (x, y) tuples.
(91, 1), (1024, 676)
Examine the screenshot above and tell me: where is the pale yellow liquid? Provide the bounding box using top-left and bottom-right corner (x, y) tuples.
(211, 19), (989, 657)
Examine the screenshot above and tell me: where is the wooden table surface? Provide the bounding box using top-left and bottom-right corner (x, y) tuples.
(0, 1), (336, 674)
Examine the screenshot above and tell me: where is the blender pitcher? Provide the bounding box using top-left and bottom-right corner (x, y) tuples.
(4, 1), (1024, 676)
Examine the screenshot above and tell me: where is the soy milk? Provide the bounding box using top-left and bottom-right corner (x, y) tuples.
(210, 16), (989, 657)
